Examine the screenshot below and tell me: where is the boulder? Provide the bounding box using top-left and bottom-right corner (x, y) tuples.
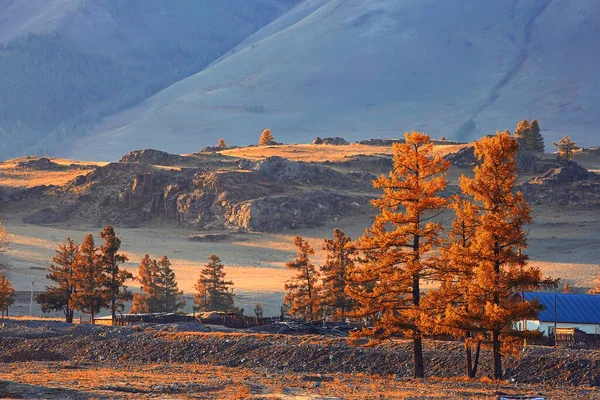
(120, 149), (186, 166)
(312, 137), (323, 145)
(321, 137), (348, 145)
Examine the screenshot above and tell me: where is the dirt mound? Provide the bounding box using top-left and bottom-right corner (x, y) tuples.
(530, 162), (597, 184)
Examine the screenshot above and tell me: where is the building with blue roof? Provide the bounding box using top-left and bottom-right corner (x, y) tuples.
(521, 292), (600, 335)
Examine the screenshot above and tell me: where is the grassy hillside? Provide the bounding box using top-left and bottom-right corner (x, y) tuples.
(0, 0), (300, 160)
(70, 0), (600, 160)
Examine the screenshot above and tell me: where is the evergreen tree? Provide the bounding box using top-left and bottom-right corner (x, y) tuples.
(70, 234), (107, 324)
(552, 135), (581, 163)
(347, 132), (449, 379)
(217, 138), (227, 149)
(284, 236), (321, 320)
(460, 132), (545, 380)
(321, 228), (355, 321)
(99, 225), (132, 325)
(156, 255), (185, 313)
(0, 272), (15, 318)
(131, 254), (159, 313)
(36, 238), (79, 323)
(196, 254), (235, 312)
(259, 128), (275, 146)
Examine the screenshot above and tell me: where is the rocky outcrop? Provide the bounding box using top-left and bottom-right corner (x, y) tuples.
(19, 156), (372, 231)
(320, 137), (348, 145)
(519, 163), (600, 207)
(120, 149), (187, 166)
(17, 157), (64, 171)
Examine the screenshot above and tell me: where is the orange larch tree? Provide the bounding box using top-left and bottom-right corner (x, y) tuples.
(284, 236), (321, 321)
(0, 272), (15, 318)
(321, 228), (355, 322)
(70, 234), (107, 324)
(36, 238), (79, 323)
(423, 195), (483, 378)
(131, 254), (158, 313)
(259, 129), (275, 146)
(460, 132), (545, 380)
(347, 132), (449, 378)
(99, 225), (132, 325)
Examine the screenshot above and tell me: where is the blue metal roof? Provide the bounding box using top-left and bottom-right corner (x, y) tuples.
(524, 292), (600, 324)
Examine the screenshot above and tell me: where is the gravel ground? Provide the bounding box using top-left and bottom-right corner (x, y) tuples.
(1, 319), (599, 390)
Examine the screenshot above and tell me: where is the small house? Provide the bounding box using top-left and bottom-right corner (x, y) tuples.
(521, 292), (600, 336)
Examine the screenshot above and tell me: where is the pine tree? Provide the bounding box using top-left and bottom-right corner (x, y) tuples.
(347, 132), (449, 379)
(99, 225), (132, 325)
(36, 238), (79, 323)
(217, 138), (227, 149)
(460, 131), (545, 380)
(552, 135), (581, 163)
(0, 272), (15, 318)
(321, 228), (355, 321)
(156, 255), (185, 313)
(70, 234), (107, 324)
(284, 236), (321, 320)
(196, 254), (235, 312)
(193, 280), (208, 313)
(131, 254), (159, 313)
(259, 129), (275, 146)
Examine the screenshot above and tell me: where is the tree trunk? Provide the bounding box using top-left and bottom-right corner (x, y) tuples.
(465, 333), (473, 378)
(472, 339), (481, 378)
(493, 329), (502, 380)
(111, 293), (116, 326)
(412, 273), (424, 378)
(91, 310), (95, 325)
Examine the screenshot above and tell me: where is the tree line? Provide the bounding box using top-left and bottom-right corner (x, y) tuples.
(282, 130), (562, 380)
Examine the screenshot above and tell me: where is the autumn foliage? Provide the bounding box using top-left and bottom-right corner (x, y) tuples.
(0, 272), (15, 317)
(194, 254), (236, 312)
(259, 129), (275, 146)
(284, 236), (321, 320)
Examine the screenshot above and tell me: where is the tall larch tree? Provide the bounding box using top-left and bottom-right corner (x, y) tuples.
(99, 225), (132, 325)
(423, 195), (484, 378)
(196, 254), (235, 312)
(259, 129), (275, 146)
(284, 236), (321, 321)
(321, 228), (355, 321)
(552, 135), (580, 163)
(36, 238), (79, 323)
(0, 272), (15, 318)
(460, 132), (545, 380)
(347, 132), (449, 379)
(156, 255), (185, 313)
(131, 254), (158, 313)
(71, 234), (107, 324)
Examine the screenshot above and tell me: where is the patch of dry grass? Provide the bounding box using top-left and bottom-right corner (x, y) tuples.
(220, 143), (468, 163)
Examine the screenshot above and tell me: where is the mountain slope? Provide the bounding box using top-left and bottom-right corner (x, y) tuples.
(0, 0), (300, 159)
(69, 0), (600, 160)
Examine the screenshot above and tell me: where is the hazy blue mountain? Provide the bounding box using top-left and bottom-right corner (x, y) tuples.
(0, 0), (299, 159)
(68, 0), (600, 161)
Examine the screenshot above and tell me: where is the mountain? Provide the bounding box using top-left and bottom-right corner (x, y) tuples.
(68, 0), (600, 161)
(0, 0), (300, 159)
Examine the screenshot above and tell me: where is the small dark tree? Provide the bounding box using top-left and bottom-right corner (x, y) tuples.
(196, 255), (235, 312)
(254, 302), (264, 319)
(0, 272), (15, 318)
(71, 234), (107, 324)
(99, 225), (132, 325)
(156, 255), (185, 313)
(321, 228), (355, 321)
(284, 236), (321, 320)
(36, 238), (79, 323)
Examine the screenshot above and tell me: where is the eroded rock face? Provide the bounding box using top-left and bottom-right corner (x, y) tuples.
(20, 156), (373, 231)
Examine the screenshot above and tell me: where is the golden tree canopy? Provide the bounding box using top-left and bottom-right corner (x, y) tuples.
(259, 129), (275, 146)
